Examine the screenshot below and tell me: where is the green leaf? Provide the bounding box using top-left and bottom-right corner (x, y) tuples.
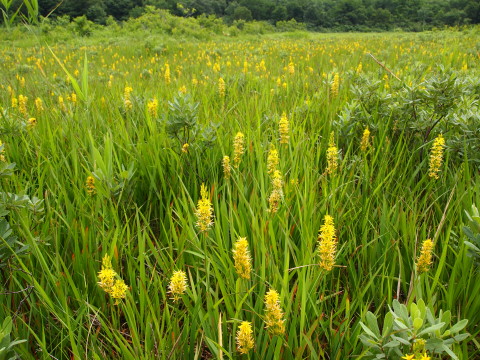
(360, 321), (379, 340)
(366, 312), (381, 338)
(413, 317), (423, 330)
(418, 322), (445, 336)
(449, 319), (468, 333)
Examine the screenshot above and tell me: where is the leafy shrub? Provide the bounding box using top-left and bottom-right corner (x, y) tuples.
(360, 299), (469, 359)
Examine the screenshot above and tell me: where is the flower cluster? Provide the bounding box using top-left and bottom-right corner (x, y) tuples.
(268, 170), (283, 214)
(279, 112), (290, 144)
(97, 254), (128, 305)
(222, 155), (231, 179)
(218, 77), (225, 97)
(416, 239), (434, 274)
(233, 132), (245, 168)
(236, 321), (254, 354)
(360, 127), (371, 152)
(267, 144), (279, 176)
(264, 288), (285, 335)
(124, 86), (133, 111)
(232, 237), (252, 279)
(318, 215), (337, 271)
(428, 134), (445, 179)
(147, 97), (158, 117)
(331, 73), (340, 97)
(169, 270), (188, 301)
(164, 63), (171, 84)
(85, 176), (96, 195)
(326, 132), (338, 175)
(195, 183), (214, 233)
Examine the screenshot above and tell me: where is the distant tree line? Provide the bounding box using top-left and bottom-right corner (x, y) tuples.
(8, 0), (480, 30)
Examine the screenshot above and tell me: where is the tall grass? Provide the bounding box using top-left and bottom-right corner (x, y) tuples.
(0, 28), (479, 359)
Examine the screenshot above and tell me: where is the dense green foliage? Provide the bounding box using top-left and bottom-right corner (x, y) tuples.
(1, 0), (479, 31)
(0, 26), (479, 359)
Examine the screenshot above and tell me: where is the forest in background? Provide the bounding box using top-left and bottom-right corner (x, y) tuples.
(1, 0), (479, 32)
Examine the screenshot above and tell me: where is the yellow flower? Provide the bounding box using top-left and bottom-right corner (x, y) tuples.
(317, 215), (337, 271)
(35, 97), (44, 112)
(97, 254), (116, 293)
(169, 270), (188, 301)
(419, 353), (430, 360)
(18, 94), (28, 116)
(326, 132), (338, 175)
(268, 170), (283, 214)
(147, 98), (158, 117)
(164, 63), (171, 84)
(179, 85), (187, 94)
(416, 239), (434, 274)
(181, 143), (189, 153)
(360, 127), (371, 152)
(287, 61), (295, 75)
(428, 134), (445, 179)
(218, 77), (225, 97)
(236, 321), (254, 354)
(124, 86), (133, 111)
(401, 355), (415, 360)
(27, 118), (37, 128)
(97, 268), (116, 293)
(195, 183), (214, 232)
(331, 73), (340, 97)
(110, 279), (128, 304)
(267, 144), (279, 176)
(86, 176), (96, 195)
(232, 237), (252, 279)
(264, 288), (285, 335)
(279, 112), (290, 144)
(233, 132), (245, 168)
(222, 155), (231, 179)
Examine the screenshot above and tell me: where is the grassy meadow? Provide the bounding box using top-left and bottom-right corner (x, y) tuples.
(0, 27), (479, 359)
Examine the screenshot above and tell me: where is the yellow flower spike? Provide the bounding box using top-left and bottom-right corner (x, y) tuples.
(222, 155), (231, 179)
(35, 97), (44, 112)
(110, 279), (128, 305)
(279, 112), (290, 145)
(416, 239), (434, 274)
(317, 215), (337, 271)
(18, 94), (28, 116)
(428, 134), (445, 179)
(268, 170), (283, 214)
(264, 288), (285, 335)
(124, 86), (133, 111)
(147, 98), (158, 117)
(267, 144), (279, 176)
(195, 183), (214, 233)
(331, 73), (340, 97)
(236, 321), (254, 354)
(218, 77), (226, 97)
(169, 270), (188, 302)
(97, 254), (116, 293)
(86, 176), (96, 195)
(326, 132), (338, 175)
(164, 63), (171, 84)
(233, 132), (245, 168)
(232, 237), (252, 279)
(360, 127), (371, 152)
